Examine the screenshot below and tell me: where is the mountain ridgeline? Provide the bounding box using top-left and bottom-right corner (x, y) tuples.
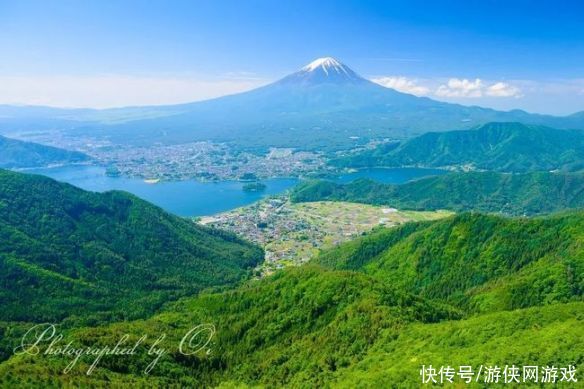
(333, 122), (584, 172)
(0, 135), (89, 168)
(291, 171), (584, 216)
(2, 59), (584, 151)
(0, 169), (263, 324)
(0, 213), (582, 387)
(315, 212), (583, 312)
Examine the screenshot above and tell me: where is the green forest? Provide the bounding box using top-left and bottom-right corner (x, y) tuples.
(0, 169), (263, 326)
(0, 171), (582, 386)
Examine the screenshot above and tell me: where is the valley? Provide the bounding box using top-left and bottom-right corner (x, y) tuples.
(199, 196), (451, 273)
(0, 47), (583, 387)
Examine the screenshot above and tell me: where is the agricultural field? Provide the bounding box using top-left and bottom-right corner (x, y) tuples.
(198, 196), (451, 274)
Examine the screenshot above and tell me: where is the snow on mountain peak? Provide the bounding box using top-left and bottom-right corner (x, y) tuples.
(275, 56), (366, 85)
(302, 57), (349, 75)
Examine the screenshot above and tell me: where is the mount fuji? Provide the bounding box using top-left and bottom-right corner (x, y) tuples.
(276, 57), (367, 85)
(1, 57), (583, 151)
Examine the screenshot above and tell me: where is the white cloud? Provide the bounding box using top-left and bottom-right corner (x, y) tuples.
(373, 76), (523, 99)
(0, 74), (268, 108)
(379, 77), (524, 99)
(485, 82), (522, 98)
(372, 76), (583, 115)
(371, 76), (430, 96)
(435, 78), (484, 98)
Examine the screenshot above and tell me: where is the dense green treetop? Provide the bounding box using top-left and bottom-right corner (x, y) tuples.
(316, 212), (584, 313)
(0, 169), (263, 324)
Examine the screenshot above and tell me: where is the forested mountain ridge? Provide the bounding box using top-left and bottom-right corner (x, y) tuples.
(0, 212), (582, 387)
(0, 135), (89, 168)
(316, 212), (584, 313)
(0, 266), (462, 387)
(332, 122), (584, 172)
(0, 169), (263, 324)
(291, 171), (584, 216)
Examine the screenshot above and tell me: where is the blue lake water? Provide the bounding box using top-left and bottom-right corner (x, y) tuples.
(24, 165), (446, 216)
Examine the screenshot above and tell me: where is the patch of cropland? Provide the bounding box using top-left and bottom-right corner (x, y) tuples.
(199, 196), (450, 271)
(291, 171), (584, 216)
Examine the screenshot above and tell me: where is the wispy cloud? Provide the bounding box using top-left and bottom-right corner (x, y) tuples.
(371, 76), (430, 96)
(435, 78), (522, 98)
(435, 78), (484, 98)
(485, 82), (522, 98)
(373, 76), (523, 99)
(372, 76), (583, 114)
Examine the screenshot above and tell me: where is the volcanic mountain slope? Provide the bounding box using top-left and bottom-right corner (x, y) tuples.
(1, 58), (583, 151)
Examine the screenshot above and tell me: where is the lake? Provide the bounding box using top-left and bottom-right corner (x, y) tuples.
(25, 165), (446, 216)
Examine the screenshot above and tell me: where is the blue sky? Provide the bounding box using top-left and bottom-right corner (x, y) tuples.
(0, 0), (582, 114)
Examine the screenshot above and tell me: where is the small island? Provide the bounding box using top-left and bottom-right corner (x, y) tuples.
(242, 182), (267, 192)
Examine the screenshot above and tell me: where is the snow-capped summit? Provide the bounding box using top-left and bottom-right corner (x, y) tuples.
(302, 57), (348, 74)
(277, 56), (367, 86)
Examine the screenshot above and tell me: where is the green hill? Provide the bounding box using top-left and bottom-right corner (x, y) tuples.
(0, 266), (461, 387)
(0, 135), (89, 168)
(0, 169), (263, 324)
(333, 122), (584, 172)
(332, 302), (583, 387)
(0, 212), (582, 387)
(291, 171), (584, 216)
(316, 212), (583, 313)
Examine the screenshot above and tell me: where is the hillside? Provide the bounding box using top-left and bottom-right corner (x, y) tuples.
(0, 212), (582, 386)
(316, 212), (583, 313)
(333, 302), (583, 386)
(0, 135), (89, 168)
(0, 267), (461, 387)
(332, 122), (584, 172)
(291, 171), (584, 216)
(0, 169), (263, 324)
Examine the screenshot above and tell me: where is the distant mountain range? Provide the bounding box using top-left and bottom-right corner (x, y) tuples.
(1, 58), (583, 151)
(333, 122), (584, 172)
(0, 135), (89, 168)
(292, 171), (584, 216)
